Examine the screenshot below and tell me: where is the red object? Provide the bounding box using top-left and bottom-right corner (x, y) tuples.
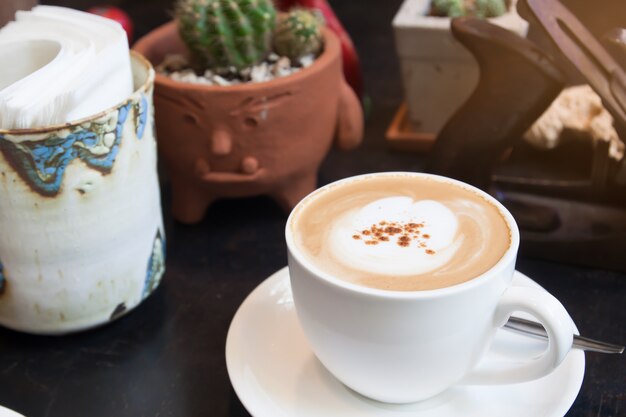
(87, 6), (134, 44)
(277, 0), (364, 99)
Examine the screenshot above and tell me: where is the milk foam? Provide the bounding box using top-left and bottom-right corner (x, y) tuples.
(291, 174), (512, 291)
(328, 197), (464, 276)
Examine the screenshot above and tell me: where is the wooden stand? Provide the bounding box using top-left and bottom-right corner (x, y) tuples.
(385, 103), (436, 152)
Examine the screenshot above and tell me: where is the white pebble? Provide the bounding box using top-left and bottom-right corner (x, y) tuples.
(251, 62), (270, 83)
(212, 75), (231, 86)
(299, 54), (315, 68)
(181, 72), (199, 83)
(239, 67), (252, 79)
(160, 53), (316, 85)
(273, 57), (293, 77)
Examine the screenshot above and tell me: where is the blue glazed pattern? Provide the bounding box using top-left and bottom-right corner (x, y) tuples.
(134, 94), (148, 139)
(81, 103), (129, 171)
(0, 103), (130, 196)
(142, 229), (166, 299)
(0, 93), (150, 197)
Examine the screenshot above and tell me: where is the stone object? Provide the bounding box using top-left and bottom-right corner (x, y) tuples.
(525, 85), (623, 161)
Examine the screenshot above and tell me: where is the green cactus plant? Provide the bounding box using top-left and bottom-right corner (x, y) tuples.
(175, 0), (277, 70)
(431, 0), (507, 18)
(273, 9), (324, 62)
(473, 0), (507, 18)
(431, 0), (466, 18)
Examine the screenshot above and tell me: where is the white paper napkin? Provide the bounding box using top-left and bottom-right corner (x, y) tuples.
(0, 6), (132, 129)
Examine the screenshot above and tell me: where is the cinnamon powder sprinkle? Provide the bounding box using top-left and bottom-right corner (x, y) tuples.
(351, 220), (435, 253)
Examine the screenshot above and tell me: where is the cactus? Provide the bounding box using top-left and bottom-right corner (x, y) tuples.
(273, 9), (324, 62)
(431, 0), (465, 18)
(431, 0), (507, 18)
(175, 0), (277, 70)
(473, 0), (507, 18)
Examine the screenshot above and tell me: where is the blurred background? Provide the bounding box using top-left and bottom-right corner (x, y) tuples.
(0, 1), (625, 417)
(30, 0), (626, 48)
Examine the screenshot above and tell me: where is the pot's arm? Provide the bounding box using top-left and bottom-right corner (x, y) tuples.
(335, 80), (363, 151)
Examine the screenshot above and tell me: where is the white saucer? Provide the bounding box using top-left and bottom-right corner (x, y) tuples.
(0, 405), (24, 417)
(226, 268), (585, 417)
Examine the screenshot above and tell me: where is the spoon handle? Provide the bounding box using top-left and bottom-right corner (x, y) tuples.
(504, 316), (625, 354)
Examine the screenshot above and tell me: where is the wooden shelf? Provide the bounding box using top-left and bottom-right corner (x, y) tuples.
(385, 103), (436, 152)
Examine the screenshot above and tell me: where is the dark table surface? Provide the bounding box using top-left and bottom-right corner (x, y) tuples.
(1, 0), (625, 416)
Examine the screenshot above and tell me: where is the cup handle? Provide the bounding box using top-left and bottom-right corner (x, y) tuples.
(462, 286), (574, 385)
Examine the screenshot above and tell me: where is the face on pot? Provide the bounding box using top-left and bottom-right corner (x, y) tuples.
(155, 79), (339, 191)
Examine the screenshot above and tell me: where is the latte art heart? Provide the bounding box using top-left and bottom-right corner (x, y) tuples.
(291, 175), (511, 291)
(330, 198), (464, 276)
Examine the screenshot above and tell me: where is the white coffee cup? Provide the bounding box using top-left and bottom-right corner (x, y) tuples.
(285, 172), (574, 404)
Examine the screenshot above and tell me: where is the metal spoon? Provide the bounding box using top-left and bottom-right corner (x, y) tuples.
(504, 317), (624, 354)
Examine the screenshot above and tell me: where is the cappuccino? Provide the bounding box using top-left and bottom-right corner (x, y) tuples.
(290, 174), (511, 291)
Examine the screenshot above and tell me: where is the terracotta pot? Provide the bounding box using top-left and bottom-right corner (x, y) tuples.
(133, 21), (363, 224)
